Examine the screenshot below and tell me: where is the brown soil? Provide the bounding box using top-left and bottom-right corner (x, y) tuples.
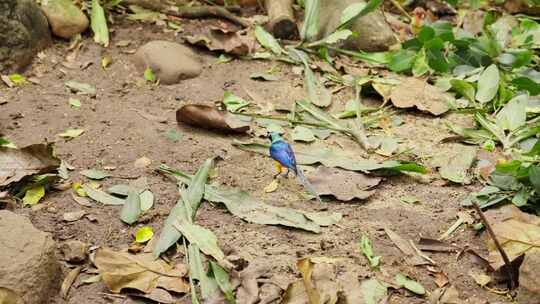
(0, 19), (512, 304)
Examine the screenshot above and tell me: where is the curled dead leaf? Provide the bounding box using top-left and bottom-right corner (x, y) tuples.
(176, 104), (250, 133)
(0, 144), (60, 187)
(307, 166), (381, 201)
(94, 248), (189, 294)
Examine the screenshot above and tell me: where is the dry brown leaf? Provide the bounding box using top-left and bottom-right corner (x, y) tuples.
(185, 27), (256, 56)
(61, 266), (81, 299)
(94, 248), (189, 294)
(176, 104), (250, 133)
(390, 77), (451, 116)
(128, 288), (175, 304)
(484, 205), (540, 270)
(418, 238), (458, 253)
(385, 228), (432, 266)
(297, 258), (340, 304)
(307, 166), (380, 201)
(433, 271), (449, 288)
(235, 260), (271, 304)
(0, 144), (60, 187)
(63, 210), (86, 222)
(518, 250), (540, 303)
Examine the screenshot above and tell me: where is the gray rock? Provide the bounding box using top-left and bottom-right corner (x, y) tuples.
(60, 240), (88, 263)
(133, 41), (202, 85)
(41, 0), (89, 39)
(317, 0), (397, 51)
(0, 0), (51, 72)
(0, 211), (61, 304)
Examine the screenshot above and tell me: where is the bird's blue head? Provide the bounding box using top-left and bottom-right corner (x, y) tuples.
(269, 132), (283, 144)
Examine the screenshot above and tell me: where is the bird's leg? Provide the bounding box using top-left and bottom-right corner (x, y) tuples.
(273, 161), (283, 179)
(281, 167), (290, 178)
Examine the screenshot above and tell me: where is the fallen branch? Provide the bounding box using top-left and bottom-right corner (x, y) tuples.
(471, 201), (517, 290)
(124, 0), (250, 27)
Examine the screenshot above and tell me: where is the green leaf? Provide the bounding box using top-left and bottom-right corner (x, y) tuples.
(475, 64), (500, 103)
(209, 262), (236, 304)
(22, 185), (45, 206)
(495, 94), (528, 131)
(395, 273), (425, 295)
(107, 184), (130, 196)
(436, 145), (477, 184)
(450, 79), (475, 102)
(58, 128), (85, 139)
(91, 0), (109, 47)
(359, 234), (380, 270)
(300, 0), (320, 41)
(9, 74), (26, 85)
(417, 26), (435, 43)
(135, 226), (154, 243)
(303, 63), (332, 107)
(338, 0), (382, 30)
(291, 126), (316, 142)
(529, 166), (540, 193)
(153, 159), (214, 258)
(140, 190), (154, 211)
(388, 50), (416, 72)
(69, 98), (81, 108)
(322, 29), (353, 44)
(83, 185), (126, 205)
(188, 244), (219, 300)
(512, 77), (540, 95)
(254, 26), (283, 55)
(214, 54), (232, 64)
(120, 178), (146, 225)
(80, 169), (112, 180)
(173, 221), (229, 267)
(65, 80), (96, 96)
(0, 137), (16, 148)
(360, 278), (387, 304)
(144, 67), (156, 82)
(223, 91), (250, 112)
(412, 49), (430, 77)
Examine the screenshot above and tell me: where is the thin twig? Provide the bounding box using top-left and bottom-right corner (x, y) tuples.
(471, 201), (517, 290)
(389, 0), (412, 21)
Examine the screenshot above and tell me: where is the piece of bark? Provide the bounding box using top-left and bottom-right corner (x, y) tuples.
(264, 0), (298, 39)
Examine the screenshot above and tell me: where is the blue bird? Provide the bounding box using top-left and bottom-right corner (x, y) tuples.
(269, 132), (322, 202)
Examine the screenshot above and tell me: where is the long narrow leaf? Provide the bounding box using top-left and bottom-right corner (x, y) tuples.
(91, 0), (109, 47)
(338, 0), (383, 30)
(153, 159), (214, 258)
(300, 0), (320, 41)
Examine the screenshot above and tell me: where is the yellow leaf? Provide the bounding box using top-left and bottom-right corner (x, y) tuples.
(135, 226), (154, 243)
(264, 179), (279, 193)
(23, 185), (45, 206)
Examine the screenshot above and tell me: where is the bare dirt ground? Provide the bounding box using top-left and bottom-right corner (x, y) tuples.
(0, 20), (513, 303)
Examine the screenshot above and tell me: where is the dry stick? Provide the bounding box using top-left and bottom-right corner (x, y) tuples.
(471, 201), (517, 290)
(389, 0), (412, 21)
(124, 0), (249, 27)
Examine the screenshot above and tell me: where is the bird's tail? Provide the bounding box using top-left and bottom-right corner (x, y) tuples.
(295, 168), (322, 203)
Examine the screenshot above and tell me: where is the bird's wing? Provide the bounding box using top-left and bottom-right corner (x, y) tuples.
(270, 142), (297, 171)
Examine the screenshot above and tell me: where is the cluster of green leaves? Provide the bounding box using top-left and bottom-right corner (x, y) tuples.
(467, 147), (540, 214)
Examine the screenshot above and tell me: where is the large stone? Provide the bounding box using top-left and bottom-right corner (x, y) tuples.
(503, 0), (540, 16)
(132, 40), (202, 85)
(317, 0), (397, 52)
(41, 0), (89, 39)
(0, 0), (51, 72)
(0, 211), (61, 304)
